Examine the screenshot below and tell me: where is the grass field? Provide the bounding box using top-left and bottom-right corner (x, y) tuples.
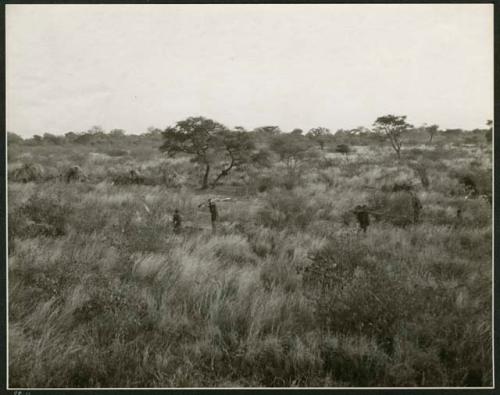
(7, 132), (492, 387)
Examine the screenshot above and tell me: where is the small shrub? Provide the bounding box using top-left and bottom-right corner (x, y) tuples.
(255, 175), (275, 193)
(317, 157), (339, 169)
(451, 168), (491, 197)
(368, 191), (420, 227)
(411, 164), (430, 189)
(111, 171), (145, 185)
(303, 234), (369, 329)
(320, 335), (388, 386)
(9, 163), (44, 183)
(257, 191), (316, 230)
(10, 194), (72, 241)
(104, 148), (129, 157)
(335, 144), (351, 157)
(211, 235), (257, 266)
(381, 181), (413, 193)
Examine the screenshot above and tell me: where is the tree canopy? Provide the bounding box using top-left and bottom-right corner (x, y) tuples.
(424, 124), (439, 143)
(210, 130), (255, 187)
(160, 116), (226, 188)
(7, 132), (24, 145)
(160, 116), (255, 189)
(306, 127), (331, 150)
(373, 115), (413, 158)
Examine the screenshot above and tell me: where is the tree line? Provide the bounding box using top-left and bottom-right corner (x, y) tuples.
(8, 116), (492, 190)
(8, 117), (492, 149)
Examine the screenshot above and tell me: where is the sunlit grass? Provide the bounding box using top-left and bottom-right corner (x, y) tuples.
(7, 140), (492, 387)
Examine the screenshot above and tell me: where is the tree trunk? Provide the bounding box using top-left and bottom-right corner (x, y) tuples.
(388, 134), (401, 159)
(211, 159), (235, 188)
(201, 163), (210, 189)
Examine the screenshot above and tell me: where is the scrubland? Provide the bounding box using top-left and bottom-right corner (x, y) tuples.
(8, 133), (492, 387)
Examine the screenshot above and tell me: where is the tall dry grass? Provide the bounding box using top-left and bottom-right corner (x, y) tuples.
(8, 139), (492, 387)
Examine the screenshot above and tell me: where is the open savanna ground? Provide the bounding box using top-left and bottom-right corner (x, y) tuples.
(7, 127), (492, 387)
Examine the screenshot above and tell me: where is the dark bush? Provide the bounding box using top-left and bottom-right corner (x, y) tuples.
(335, 144), (351, 156)
(255, 176), (275, 193)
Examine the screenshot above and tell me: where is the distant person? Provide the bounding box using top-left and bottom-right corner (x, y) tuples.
(208, 199), (218, 233)
(354, 205), (370, 233)
(454, 207), (463, 228)
(172, 209), (182, 234)
(411, 194), (423, 223)
(198, 197), (231, 234)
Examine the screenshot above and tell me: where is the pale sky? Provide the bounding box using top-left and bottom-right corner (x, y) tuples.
(6, 4), (493, 137)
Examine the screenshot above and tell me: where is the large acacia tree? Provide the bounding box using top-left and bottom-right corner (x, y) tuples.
(373, 115), (413, 159)
(160, 116), (254, 189)
(160, 117), (225, 189)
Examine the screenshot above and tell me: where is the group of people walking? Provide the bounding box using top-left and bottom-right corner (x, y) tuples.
(172, 193), (425, 235)
(172, 198), (218, 234)
(353, 192), (423, 233)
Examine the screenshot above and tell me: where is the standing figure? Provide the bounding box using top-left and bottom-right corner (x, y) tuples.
(454, 207), (463, 228)
(354, 205), (370, 233)
(198, 197), (231, 234)
(172, 209), (182, 234)
(208, 199), (218, 233)
(411, 194), (423, 223)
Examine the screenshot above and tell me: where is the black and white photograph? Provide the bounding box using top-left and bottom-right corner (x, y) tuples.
(6, 3), (493, 388)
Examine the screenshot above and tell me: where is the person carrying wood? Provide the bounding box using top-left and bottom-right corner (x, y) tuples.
(198, 197), (231, 234)
(208, 199), (218, 233)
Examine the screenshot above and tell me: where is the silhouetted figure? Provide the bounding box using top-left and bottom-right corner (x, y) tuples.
(172, 209), (182, 234)
(208, 199), (218, 233)
(198, 197), (232, 234)
(354, 205), (370, 233)
(411, 194), (423, 223)
(454, 207), (463, 228)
